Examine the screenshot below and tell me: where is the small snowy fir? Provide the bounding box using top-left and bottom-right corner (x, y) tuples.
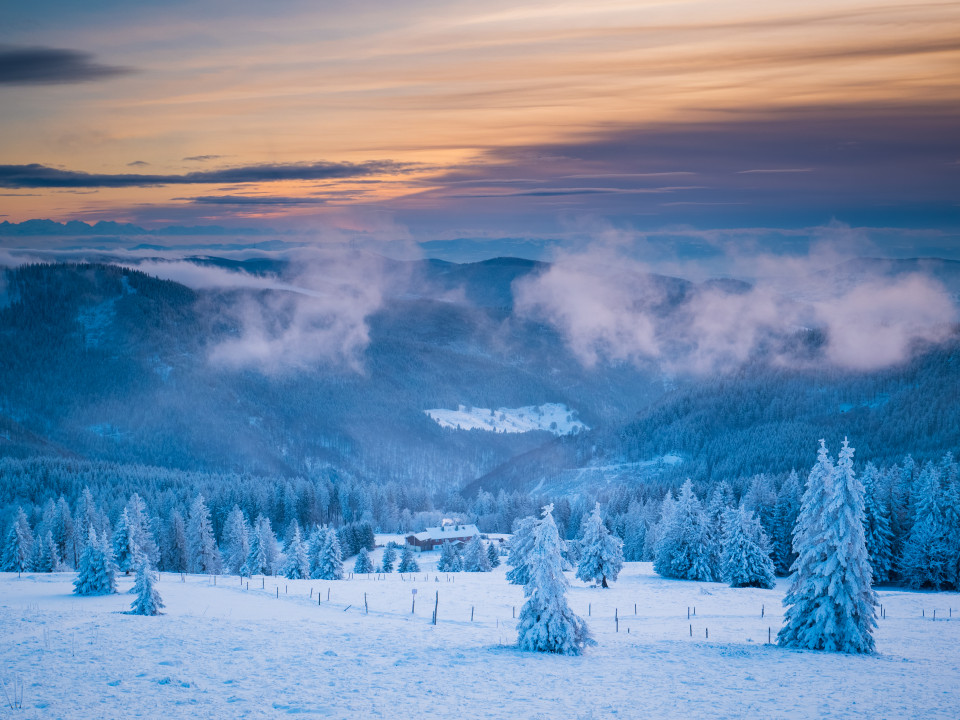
(353, 548), (374, 574)
(129, 555), (164, 616)
(436, 541), (462, 572)
(654, 480), (717, 581)
(721, 506), (776, 589)
(779, 439), (877, 653)
(462, 535), (492, 572)
(397, 544), (420, 574)
(282, 525), (311, 580)
(2, 507), (34, 572)
(576, 503), (624, 588)
(487, 540), (501, 568)
(516, 504), (594, 655)
(73, 528), (117, 596)
(222, 506), (251, 575)
(506, 516), (537, 585)
(380, 541), (397, 573)
(315, 528), (344, 580)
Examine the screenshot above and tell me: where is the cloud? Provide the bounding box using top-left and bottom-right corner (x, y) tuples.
(127, 161), (149, 167)
(183, 155), (224, 162)
(182, 195), (329, 206)
(0, 46), (132, 85)
(514, 230), (958, 375)
(0, 160), (415, 189)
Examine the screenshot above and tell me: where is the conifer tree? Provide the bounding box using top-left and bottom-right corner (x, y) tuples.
(397, 544), (420, 573)
(164, 510), (190, 573)
(242, 517), (268, 577)
(130, 554), (164, 616)
(380, 541), (397, 573)
(779, 439), (877, 653)
(1, 506), (34, 572)
(282, 525), (311, 580)
(721, 506), (775, 589)
(771, 470), (802, 575)
(861, 462), (894, 583)
(517, 505), (594, 655)
(899, 463), (949, 589)
(52, 496), (74, 569)
(188, 494), (222, 575)
(506, 516), (537, 585)
(654, 480), (716, 581)
(486, 540), (501, 568)
(222, 505), (250, 575)
(315, 528), (344, 580)
(33, 529), (61, 573)
(112, 508), (140, 575)
(436, 540), (462, 572)
(463, 535), (492, 572)
(353, 548), (374, 574)
(126, 493), (159, 568)
(576, 503), (624, 588)
(73, 528), (117, 595)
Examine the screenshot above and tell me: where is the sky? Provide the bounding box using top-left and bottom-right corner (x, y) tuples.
(1, 0), (959, 263)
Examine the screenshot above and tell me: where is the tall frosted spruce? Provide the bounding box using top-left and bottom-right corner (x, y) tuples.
(779, 439), (877, 653)
(112, 508), (139, 575)
(517, 504), (594, 655)
(436, 541), (462, 572)
(899, 463), (949, 589)
(861, 462), (894, 583)
(316, 528), (344, 580)
(1, 506), (34, 572)
(74, 528), (118, 596)
(654, 479), (716, 581)
(130, 554), (164, 616)
(397, 543), (420, 573)
(576, 503), (624, 588)
(506, 516), (537, 585)
(222, 505), (250, 575)
(283, 525), (311, 579)
(188, 494), (222, 575)
(463, 534), (492, 572)
(721, 506), (775, 589)
(353, 548), (374, 574)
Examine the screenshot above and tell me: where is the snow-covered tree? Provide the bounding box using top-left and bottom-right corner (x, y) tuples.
(33, 529), (62, 573)
(125, 493), (158, 568)
(130, 554), (164, 616)
(73, 528), (117, 596)
(654, 480), (716, 581)
(436, 540), (462, 572)
(779, 439), (877, 653)
(487, 540), (501, 568)
(721, 506), (775, 589)
(576, 503), (624, 588)
(517, 505), (594, 655)
(506, 516), (537, 585)
(899, 463), (949, 589)
(112, 508), (140, 575)
(1, 507), (34, 572)
(462, 535), (492, 572)
(315, 528), (344, 580)
(163, 510), (190, 573)
(353, 548), (374, 574)
(282, 525), (311, 580)
(242, 516), (268, 577)
(222, 505), (250, 575)
(861, 462), (894, 583)
(397, 544), (420, 573)
(380, 541), (397, 573)
(771, 471), (802, 575)
(188, 494), (222, 575)
(51, 496), (74, 569)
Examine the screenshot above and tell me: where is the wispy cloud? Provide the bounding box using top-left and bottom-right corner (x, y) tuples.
(0, 46), (132, 84)
(182, 155), (224, 162)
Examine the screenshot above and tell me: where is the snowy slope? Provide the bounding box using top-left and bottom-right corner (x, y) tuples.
(2, 563), (958, 719)
(424, 403), (588, 435)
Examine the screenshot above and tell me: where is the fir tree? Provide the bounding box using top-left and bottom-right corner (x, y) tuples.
(779, 439), (877, 654)
(73, 528), (117, 596)
(436, 540), (463, 572)
(517, 505), (594, 655)
(861, 462), (894, 583)
(771, 470), (802, 575)
(397, 544), (420, 573)
(130, 554), (164, 616)
(380, 541), (397, 573)
(654, 480), (716, 581)
(463, 535), (492, 572)
(1, 507), (34, 573)
(487, 540), (501, 568)
(506, 516), (537, 585)
(164, 510), (190, 573)
(52, 496), (74, 569)
(33, 529), (61, 573)
(721, 506), (775, 589)
(112, 508), (140, 575)
(242, 517), (268, 577)
(353, 548), (374, 574)
(222, 505), (250, 575)
(125, 493), (159, 568)
(315, 528), (344, 580)
(899, 463), (949, 589)
(282, 525), (311, 580)
(188, 494), (222, 575)
(576, 503), (624, 588)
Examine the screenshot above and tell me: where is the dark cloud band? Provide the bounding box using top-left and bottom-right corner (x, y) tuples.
(0, 47), (132, 85)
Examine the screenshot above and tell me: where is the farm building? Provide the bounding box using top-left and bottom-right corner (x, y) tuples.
(405, 522), (480, 552)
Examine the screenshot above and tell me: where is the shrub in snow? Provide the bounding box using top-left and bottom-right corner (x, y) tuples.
(73, 528), (117, 596)
(517, 505), (594, 655)
(380, 542), (397, 573)
(654, 480), (717, 582)
(130, 555), (164, 616)
(576, 503), (624, 588)
(721, 506), (775, 589)
(779, 439), (877, 654)
(487, 541), (501, 568)
(2, 507), (34, 572)
(282, 525), (311, 580)
(354, 548), (374, 574)
(463, 535), (492, 572)
(397, 544), (420, 573)
(506, 516), (537, 585)
(315, 528), (344, 580)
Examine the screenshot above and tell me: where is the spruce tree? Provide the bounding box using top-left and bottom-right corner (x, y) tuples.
(506, 516), (537, 585)
(654, 480), (716, 581)
(73, 528), (117, 596)
(463, 535), (492, 572)
(380, 541), (397, 573)
(316, 528), (344, 580)
(576, 503), (624, 588)
(188, 494), (222, 575)
(242, 518), (268, 577)
(33, 529), (61, 573)
(164, 509), (190, 573)
(771, 471), (802, 575)
(353, 548), (374, 574)
(397, 544), (420, 573)
(721, 506), (775, 589)
(486, 540), (501, 568)
(1, 507), (34, 573)
(436, 541), (457, 572)
(861, 462), (894, 583)
(779, 439), (877, 653)
(899, 464), (949, 589)
(282, 525), (311, 580)
(112, 508), (140, 575)
(222, 505), (250, 575)
(130, 554), (165, 616)
(517, 505), (594, 655)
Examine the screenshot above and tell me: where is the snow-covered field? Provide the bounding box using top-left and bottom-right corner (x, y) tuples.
(2, 559), (958, 719)
(424, 403), (587, 435)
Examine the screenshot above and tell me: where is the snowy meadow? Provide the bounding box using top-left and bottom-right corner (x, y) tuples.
(2, 558), (958, 720)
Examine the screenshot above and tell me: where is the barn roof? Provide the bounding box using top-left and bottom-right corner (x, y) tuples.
(409, 524), (480, 542)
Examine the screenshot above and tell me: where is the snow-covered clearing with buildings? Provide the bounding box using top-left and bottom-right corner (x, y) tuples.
(424, 403), (587, 435)
(2, 557), (958, 720)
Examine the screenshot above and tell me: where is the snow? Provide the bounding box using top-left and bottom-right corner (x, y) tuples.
(2, 562), (958, 719)
(424, 403), (587, 435)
